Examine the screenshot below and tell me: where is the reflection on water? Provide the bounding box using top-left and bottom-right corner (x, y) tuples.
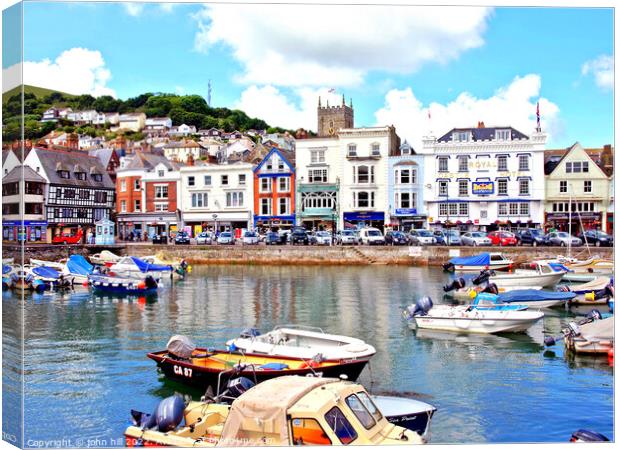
(1, 265), (613, 445)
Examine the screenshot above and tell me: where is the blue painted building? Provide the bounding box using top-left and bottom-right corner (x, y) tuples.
(387, 141), (427, 230)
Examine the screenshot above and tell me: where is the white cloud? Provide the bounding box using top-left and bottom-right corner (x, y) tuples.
(581, 55), (613, 91)
(175, 85), (185, 94)
(160, 3), (176, 13)
(3, 48), (117, 97)
(123, 3), (145, 17)
(194, 4), (492, 87)
(234, 86), (346, 130)
(374, 74), (561, 150)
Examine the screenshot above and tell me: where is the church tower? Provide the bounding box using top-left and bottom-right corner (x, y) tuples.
(317, 95), (354, 137)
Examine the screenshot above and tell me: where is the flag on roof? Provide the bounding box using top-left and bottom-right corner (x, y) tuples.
(536, 101), (541, 129)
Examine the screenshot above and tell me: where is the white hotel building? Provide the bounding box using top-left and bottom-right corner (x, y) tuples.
(421, 125), (547, 231)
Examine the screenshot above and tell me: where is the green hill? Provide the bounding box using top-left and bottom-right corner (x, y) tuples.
(2, 84), (75, 104)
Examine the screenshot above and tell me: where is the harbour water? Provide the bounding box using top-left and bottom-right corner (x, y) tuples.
(3, 265), (614, 445)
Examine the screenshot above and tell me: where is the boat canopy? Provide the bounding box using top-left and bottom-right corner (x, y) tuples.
(166, 335), (196, 359)
(2, 265), (11, 275)
(31, 266), (60, 279)
(219, 376), (337, 446)
(549, 262), (572, 273)
(449, 253), (490, 266)
(66, 255), (94, 275)
(498, 289), (576, 303)
(130, 256), (172, 272)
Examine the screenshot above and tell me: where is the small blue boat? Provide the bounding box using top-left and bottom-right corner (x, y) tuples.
(498, 289), (576, 308)
(89, 274), (159, 295)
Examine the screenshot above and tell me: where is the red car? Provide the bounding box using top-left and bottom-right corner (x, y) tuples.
(52, 228), (83, 245)
(487, 231), (518, 246)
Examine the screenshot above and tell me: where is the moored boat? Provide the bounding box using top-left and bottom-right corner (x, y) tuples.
(109, 256), (178, 280)
(545, 312), (613, 355)
(373, 395), (436, 441)
(89, 274), (159, 295)
(496, 289), (575, 308)
(226, 325), (376, 362)
(443, 252), (513, 272)
(61, 255), (94, 283)
(403, 297), (544, 334)
(89, 250), (121, 266)
(489, 262), (566, 289)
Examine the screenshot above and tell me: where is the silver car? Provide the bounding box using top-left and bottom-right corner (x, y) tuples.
(217, 231), (235, 245)
(196, 231), (213, 245)
(546, 232), (582, 247)
(408, 229), (437, 245)
(315, 231), (332, 245)
(461, 231), (492, 246)
(337, 230), (358, 245)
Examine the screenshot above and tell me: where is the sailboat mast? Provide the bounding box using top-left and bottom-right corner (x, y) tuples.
(568, 190), (572, 258)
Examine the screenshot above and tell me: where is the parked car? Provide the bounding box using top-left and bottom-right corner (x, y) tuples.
(217, 231), (235, 245)
(358, 227), (385, 245)
(242, 231), (259, 245)
(290, 227), (310, 245)
(315, 231), (332, 245)
(195, 232), (213, 245)
(487, 231), (518, 246)
(546, 232), (582, 247)
(174, 231), (191, 245)
(446, 230), (462, 246)
(52, 228), (83, 245)
(152, 233), (168, 245)
(461, 231), (492, 246)
(336, 230), (358, 245)
(385, 230), (409, 245)
(265, 232), (285, 245)
(516, 228), (546, 247)
(408, 229), (437, 246)
(579, 230), (613, 247)
(432, 230), (447, 245)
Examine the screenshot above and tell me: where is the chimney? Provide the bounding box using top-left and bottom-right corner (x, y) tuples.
(477, 121), (485, 128)
(187, 153), (195, 166)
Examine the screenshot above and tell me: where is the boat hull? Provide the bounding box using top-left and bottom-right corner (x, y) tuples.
(563, 273), (597, 283)
(452, 263), (511, 273)
(492, 272), (564, 289)
(408, 308), (544, 334)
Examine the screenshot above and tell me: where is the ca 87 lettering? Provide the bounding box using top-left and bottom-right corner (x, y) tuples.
(173, 365), (193, 377)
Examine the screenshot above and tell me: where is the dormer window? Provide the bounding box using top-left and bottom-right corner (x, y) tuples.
(75, 172), (86, 181)
(496, 129), (511, 141)
(453, 132), (469, 142)
(58, 170), (70, 179)
(92, 174), (102, 182)
(348, 144), (357, 157)
(158, 170), (165, 177)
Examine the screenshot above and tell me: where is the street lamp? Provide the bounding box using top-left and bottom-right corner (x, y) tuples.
(212, 213), (218, 236)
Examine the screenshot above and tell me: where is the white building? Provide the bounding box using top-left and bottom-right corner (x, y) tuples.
(163, 140), (207, 163)
(67, 110), (99, 125)
(179, 161), (254, 234)
(116, 113), (146, 132)
(420, 125), (547, 231)
(145, 117), (172, 131)
(93, 112), (120, 126)
(169, 123), (197, 137)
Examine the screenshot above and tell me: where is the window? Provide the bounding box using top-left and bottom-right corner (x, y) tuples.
(158, 170), (165, 177)
(279, 197), (289, 215)
(496, 129), (511, 141)
(188, 176), (195, 187)
(354, 165), (375, 184)
(498, 203), (507, 216)
(458, 157), (468, 172)
(458, 203), (468, 216)
(438, 157), (448, 172)
(155, 203), (168, 212)
(354, 191), (375, 208)
(278, 160), (285, 171)
(120, 179), (126, 192)
(94, 191), (108, 203)
(92, 174), (102, 182)
(371, 143), (380, 156)
(347, 144), (357, 157)
(134, 199), (141, 211)
(518, 155), (529, 171)
(583, 161), (589, 173)
(79, 189), (89, 200)
(260, 178), (272, 193)
(191, 192), (208, 208)
(155, 185), (168, 199)
(560, 181), (567, 193)
(519, 179), (530, 195)
(64, 188), (75, 199)
(204, 175), (212, 186)
(498, 156), (508, 172)
(438, 180), (448, 196)
(134, 179), (141, 190)
(2, 183), (18, 196)
(308, 169), (328, 183)
(458, 180), (468, 196)
(310, 149), (325, 163)
(584, 180), (592, 193)
(58, 170), (70, 179)
(439, 203), (448, 216)
(509, 203), (519, 215)
(238, 174), (246, 185)
(324, 407), (357, 445)
(221, 175), (228, 186)
(278, 177), (290, 192)
(520, 202), (529, 216)
(397, 192), (415, 209)
(120, 200), (126, 212)
(345, 395), (376, 430)
(498, 179), (508, 195)
(75, 172), (86, 181)
(226, 191), (244, 207)
(453, 131), (469, 142)
(260, 198), (272, 215)
(396, 168), (416, 185)
(290, 418), (331, 445)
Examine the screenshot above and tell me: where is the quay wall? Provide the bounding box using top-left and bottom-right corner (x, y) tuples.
(3, 243), (613, 267)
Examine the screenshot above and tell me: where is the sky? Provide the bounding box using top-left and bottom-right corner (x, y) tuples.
(2, 1), (615, 150)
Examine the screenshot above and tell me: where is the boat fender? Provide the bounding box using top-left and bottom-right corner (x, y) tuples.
(154, 395), (185, 432)
(584, 292), (595, 302)
(412, 296), (433, 317)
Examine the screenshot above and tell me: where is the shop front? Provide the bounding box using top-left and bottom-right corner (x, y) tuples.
(117, 213), (178, 240)
(2, 220), (48, 243)
(182, 211), (252, 236)
(342, 211), (385, 230)
(545, 212), (603, 232)
(254, 215), (296, 233)
(391, 208), (427, 231)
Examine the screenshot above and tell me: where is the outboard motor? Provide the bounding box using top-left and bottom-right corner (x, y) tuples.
(586, 309), (603, 321)
(556, 285), (570, 292)
(226, 377), (255, 400)
(144, 275), (158, 289)
(472, 269), (493, 286)
(131, 395), (185, 432)
(570, 429), (610, 442)
(442, 262), (455, 273)
(481, 283), (499, 295)
(443, 277), (466, 292)
(410, 296), (433, 317)
(240, 327), (261, 339)
(594, 285), (614, 300)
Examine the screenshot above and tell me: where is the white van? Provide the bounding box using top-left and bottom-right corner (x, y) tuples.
(358, 227), (385, 245)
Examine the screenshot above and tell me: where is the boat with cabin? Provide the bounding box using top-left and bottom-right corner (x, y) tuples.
(109, 256), (180, 280)
(226, 325), (376, 362)
(374, 396), (436, 441)
(488, 262), (566, 289)
(442, 252), (513, 272)
(88, 273), (159, 295)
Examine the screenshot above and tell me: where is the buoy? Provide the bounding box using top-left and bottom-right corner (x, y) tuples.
(83, 281), (89, 287)
(608, 347), (614, 367)
(585, 292), (595, 302)
(469, 289), (477, 299)
(137, 281), (146, 289)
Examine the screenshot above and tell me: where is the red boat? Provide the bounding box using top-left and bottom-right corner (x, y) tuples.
(52, 228), (83, 245)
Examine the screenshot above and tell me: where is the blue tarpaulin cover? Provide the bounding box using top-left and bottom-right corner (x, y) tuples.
(130, 256), (172, 272)
(259, 363), (289, 370)
(449, 253), (490, 266)
(66, 255), (94, 275)
(549, 262), (572, 273)
(2, 265), (11, 275)
(31, 266), (60, 279)
(498, 289), (576, 303)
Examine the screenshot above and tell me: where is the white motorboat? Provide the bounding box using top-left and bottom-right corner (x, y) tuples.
(373, 395), (436, 442)
(109, 256), (176, 280)
(558, 277), (613, 306)
(30, 258), (66, 270)
(403, 297), (544, 334)
(490, 262), (565, 289)
(226, 325), (376, 362)
(60, 254), (94, 284)
(545, 312), (614, 355)
(89, 250), (121, 266)
(443, 252), (513, 272)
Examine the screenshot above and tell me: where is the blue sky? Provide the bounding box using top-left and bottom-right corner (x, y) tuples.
(4, 2), (614, 149)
